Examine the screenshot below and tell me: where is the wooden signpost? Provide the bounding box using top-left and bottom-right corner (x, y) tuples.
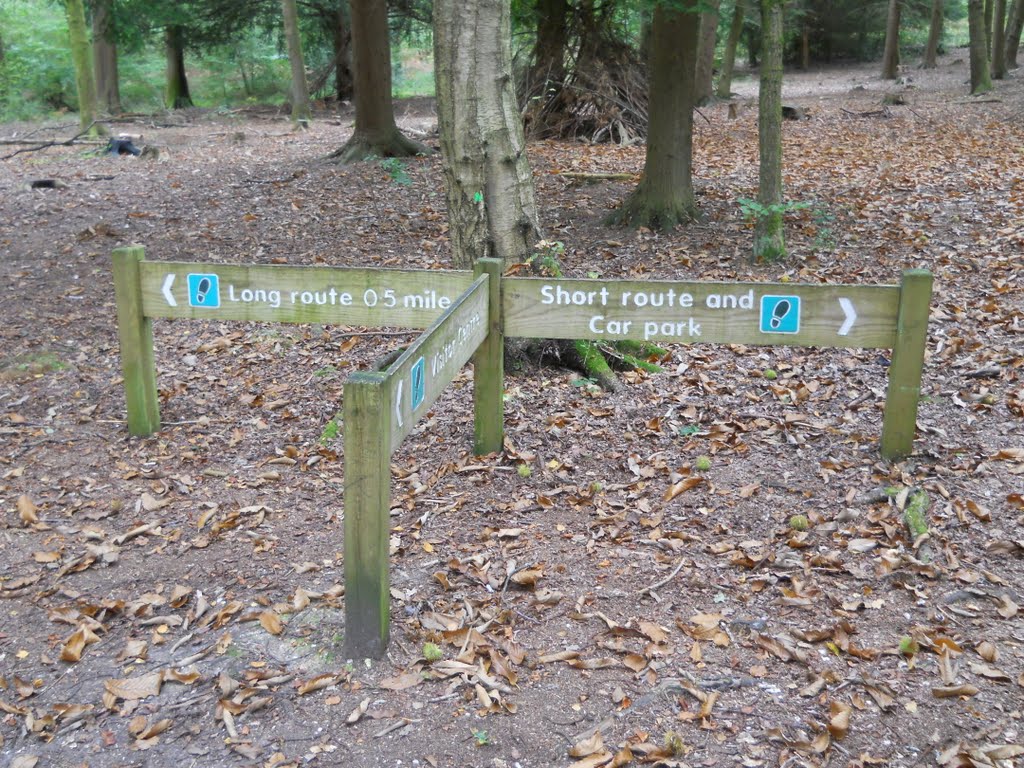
(113, 246), (931, 658)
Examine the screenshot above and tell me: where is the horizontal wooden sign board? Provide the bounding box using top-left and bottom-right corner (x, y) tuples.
(502, 277), (901, 349)
(138, 261), (475, 328)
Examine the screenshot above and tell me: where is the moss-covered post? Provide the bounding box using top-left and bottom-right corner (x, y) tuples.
(881, 270), (933, 460)
(65, 0), (100, 134)
(112, 247), (160, 436)
(343, 373), (392, 658)
(473, 259), (504, 455)
(754, 0), (785, 262)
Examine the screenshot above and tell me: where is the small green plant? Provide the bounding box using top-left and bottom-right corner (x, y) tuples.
(471, 729), (490, 747)
(516, 463), (533, 478)
(320, 413), (342, 443)
(664, 730), (685, 757)
(762, 369), (778, 380)
(314, 365), (339, 378)
(678, 425), (701, 437)
(378, 157), (412, 185)
(810, 204), (837, 252)
(789, 514), (810, 531)
(694, 456), (712, 472)
(422, 642), (443, 663)
(899, 636), (919, 656)
(737, 197), (810, 222)
(590, 481), (602, 494)
(527, 240), (566, 276)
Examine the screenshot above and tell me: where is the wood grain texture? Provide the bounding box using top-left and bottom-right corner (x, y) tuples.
(112, 247), (161, 435)
(503, 277), (900, 349)
(473, 259), (504, 455)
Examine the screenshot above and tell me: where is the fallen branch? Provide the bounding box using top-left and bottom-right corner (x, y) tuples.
(556, 171), (634, 182)
(638, 557), (688, 596)
(1, 122), (104, 160)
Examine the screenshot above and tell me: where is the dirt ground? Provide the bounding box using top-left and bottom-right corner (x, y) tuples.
(1, 52), (1023, 768)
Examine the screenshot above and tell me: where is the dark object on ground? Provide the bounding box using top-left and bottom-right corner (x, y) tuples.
(107, 138), (141, 156)
(28, 179), (68, 190)
(782, 105), (808, 120)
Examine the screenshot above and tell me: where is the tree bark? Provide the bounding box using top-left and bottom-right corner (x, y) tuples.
(1006, 0), (1024, 67)
(755, 0), (785, 262)
(281, 0), (312, 126)
(694, 0), (722, 104)
(327, 0), (429, 162)
(608, 3), (700, 230)
(992, 0), (1008, 77)
(332, 3), (354, 101)
(969, 0), (994, 93)
(985, 0), (994, 55)
(92, 0), (121, 115)
(65, 0), (99, 132)
(716, 0), (745, 98)
(881, 0), (901, 79)
(923, 0), (943, 68)
(529, 0), (569, 94)
(165, 26), (193, 109)
(433, 0), (540, 269)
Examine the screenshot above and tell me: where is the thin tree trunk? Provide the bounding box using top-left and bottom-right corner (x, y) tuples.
(65, 0), (99, 132)
(992, 0), (1008, 77)
(694, 0), (722, 104)
(332, 4), (354, 101)
(608, 3), (700, 229)
(327, 0), (429, 162)
(282, 0), (312, 126)
(433, 0), (540, 269)
(923, 0), (943, 68)
(881, 0), (901, 79)
(969, 0), (994, 93)
(985, 0), (994, 56)
(92, 0), (121, 114)
(800, 24), (810, 69)
(530, 0), (569, 92)
(755, 0), (785, 263)
(716, 0), (746, 98)
(165, 26), (193, 109)
(1006, 0), (1024, 67)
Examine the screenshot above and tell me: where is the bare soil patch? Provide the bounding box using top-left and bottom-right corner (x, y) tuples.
(1, 53), (1022, 768)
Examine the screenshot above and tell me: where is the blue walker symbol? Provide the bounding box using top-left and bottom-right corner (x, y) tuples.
(760, 295), (801, 334)
(188, 274), (220, 308)
(410, 357), (426, 410)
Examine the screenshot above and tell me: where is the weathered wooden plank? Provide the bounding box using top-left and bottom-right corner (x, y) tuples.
(385, 275), (490, 448)
(343, 373), (393, 659)
(473, 259), (504, 456)
(112, 247), (161, 435)
(502, 277), (901, 349)
(139, 261), (475, 328)
(881, 270), (934, 460)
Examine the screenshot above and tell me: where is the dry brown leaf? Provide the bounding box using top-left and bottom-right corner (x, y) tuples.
(539, 650), (579, 664)
(938, 648), (958, 685)
(996, 594), (1018, 618)
(9, 756), (39, 768)
(570, 732), (605, 758)
(969, 662), (1010, 682)
(663, 476), (703, 501)
(622, 653), (647, 672)
(259, 611), (284, 636)
(17, 495), (38, 525)
(570, 751), (614, 768)
(61, 624), (101, 663)
(975, 641), (999, 662)
(137, 718), (172, 739)
(297, 673), (343, 695)
(861, 679), (897, 711)
(346, 697), (370, 725)
(638, 621), (669, 644)
(829, 700), (851, 740)
(510, 567), (544, 589)
(378, 672), (423, 691)
(568, 657), (620, 670)
(104, 671), (163, 701)
(140, 493), (170, 512)
(932, 684), (980, 698)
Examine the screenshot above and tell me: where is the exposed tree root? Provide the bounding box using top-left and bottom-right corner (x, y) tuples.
(605, 187), (699, 231)
(324, 129), (432, 164)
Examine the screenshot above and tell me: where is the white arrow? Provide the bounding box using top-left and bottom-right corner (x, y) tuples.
(838, 297), (856, 336)
(162, 274), (177, 307)
(395, 379), (404, 429)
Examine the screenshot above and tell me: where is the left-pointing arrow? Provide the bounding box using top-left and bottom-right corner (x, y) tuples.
(162, 274), (177, 307)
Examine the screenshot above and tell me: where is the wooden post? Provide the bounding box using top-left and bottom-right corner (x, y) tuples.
(881, 270), (933, 460)
(112, 246), (161, 436)
(343, 372), (392, 658)
(473, 258), (504, 455)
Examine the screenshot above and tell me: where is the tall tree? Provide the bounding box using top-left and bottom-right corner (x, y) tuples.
(881, 0), (901, 79)
(326, 0), (428, 162)
(694, 0), (721, 104)
(433, 0), (539, 268)
(281, 0), (312, 126)
(92, 0), (121, 114)
(992, 0), (1008, 77)
(968, 0), (993, 92)
(985, 0), (994, 54)
(1006, 0), (1024, 67)
(716, 0), (745, 98)
(165, 25), (193, 108)
(65, 0), (100, 132)
(755, 0), (784, 262)
(922, 0), (943, 68)
(609, 1), (700, 229)
(529, 0), (570, 95)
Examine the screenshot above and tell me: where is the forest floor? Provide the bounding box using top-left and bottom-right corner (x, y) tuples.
(1, 52), (1023, 768)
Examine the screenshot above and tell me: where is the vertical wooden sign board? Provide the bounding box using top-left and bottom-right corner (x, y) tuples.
(343, 261), (501, 659)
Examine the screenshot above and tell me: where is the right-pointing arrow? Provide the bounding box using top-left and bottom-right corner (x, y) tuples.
(162, 274), (177, 307)
(838, 297), (856, 336)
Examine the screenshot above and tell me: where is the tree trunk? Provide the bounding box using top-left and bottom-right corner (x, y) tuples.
(1006, 0), (1024, 67)
(694, 0), (722, 104)
(327, 0), (429, 162)
(881, 0), (901, 79)
(91, 0), (121, 115)
(969, 0), (994, 93)
(992, 0), (1008, 77)
(800, 24), (810, 70)
(923, 0), (943, 68)
(333, 3), (354, 101)
(433, 0), (540, 269)
(282, 0), (312, 126)
(755, 0), (785, 263)
(985, 0), (994, 56)
(608, 3), (700, 230)
(165, 26), (193, 109)
(65, 0), (99, 132)
(716, 0), (746, 98)
(529, 0), (569, 94)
